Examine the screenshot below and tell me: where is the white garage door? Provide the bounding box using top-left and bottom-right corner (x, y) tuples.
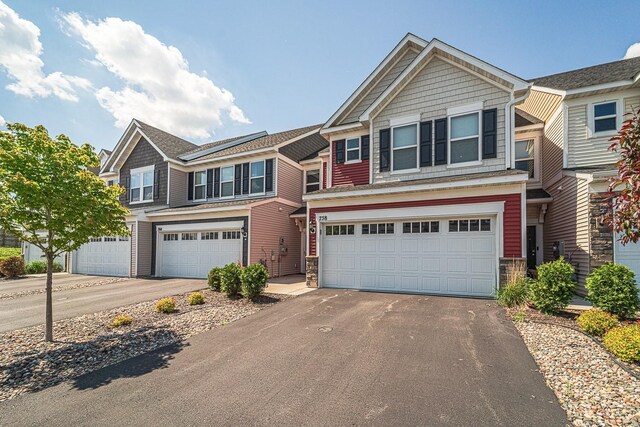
(74, 236), (130, 276)
(159, 230), (243, 279)
(615, 234), (640, 288)
(321, 218), (497, 297)
(23, 243), (64, 265)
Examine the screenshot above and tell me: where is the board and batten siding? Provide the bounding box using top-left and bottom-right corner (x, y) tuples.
(543, 175), (590, 293)
(372, 57), (511, 183)
(541, 109), (564, 187)
(341, 48), (420, 124)
(567, 94), (640, 168)
(277, 159), (303, 204)
(136, 222), (152, 276)
(249, 201), (301, 277)
(168, 167), (188, 207)
(518, 89), (563, 123)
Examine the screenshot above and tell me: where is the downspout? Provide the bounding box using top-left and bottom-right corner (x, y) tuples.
(504, 92), (529, 169)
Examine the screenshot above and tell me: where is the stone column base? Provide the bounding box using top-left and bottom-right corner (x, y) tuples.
(499, 258), (527, 288)
(305, 256), (319, 288)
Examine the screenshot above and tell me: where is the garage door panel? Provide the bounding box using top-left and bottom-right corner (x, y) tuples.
(75, 237), (129, 277)
(472, 278), (494, 295)
(471, 238), (493, 252)
(379, 240), (396, 253)
(399, 275), (419, 290)
(471, 258), (493, 274)
(446, 277), (469, 294)
(615, 236), (640, 289)
(401, 239), (419, 252)
(421, 238), (440, 252)
(339, 256), (356, 269)
(378, 256), (397, 271)
(421, 276), (442, 292)
(401, 257), (419, 271)
(359, 240), (377, 253)
(360, 257), (378, 271)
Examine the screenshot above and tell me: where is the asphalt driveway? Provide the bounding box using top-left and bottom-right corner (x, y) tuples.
(0, 290), (566, 426)
(0, 274), (207, 332)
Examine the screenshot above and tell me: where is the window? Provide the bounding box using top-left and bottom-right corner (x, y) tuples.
(222, 231), (240, 239)
(362, 223), (394, 235)
(163, 233), (178, 241)
(449, 219), (491, 232)
(119, 236), (129, 241)
(250, 161), (265, 194)
(593, 101), (617, 133)
(392, 124), (418, 171)
(346, 137), (360, 162)
(194, 171), (207, 200)
(325, 224), (355, 236)
(201, 232), (218, 240)
(515, 139), (534, 178)
(450, 112), (480, 164)
(306, 169), (320, 193)
(89, 237), (102, 243)
(130, 167), (154, 203)
(220, 166), (234, 198)
(103, 236), (117, 242)
(181, 233), (197, 241)
(402, 221), (440, 234)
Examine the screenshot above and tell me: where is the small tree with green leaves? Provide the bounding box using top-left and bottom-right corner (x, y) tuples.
(0, 123), (129, 342)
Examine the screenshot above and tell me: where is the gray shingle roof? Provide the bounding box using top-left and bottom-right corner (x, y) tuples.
(290, 206), (307, 216)
(136, 120), (198, 159)
(152, 198), (258, 214)
(179, 131), (265, 158)
(279, 132), (329, 163)
(526, 188), (552, 200)
(530, 56), (640, 91)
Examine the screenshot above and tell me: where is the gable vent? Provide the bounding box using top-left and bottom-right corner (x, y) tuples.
(179, 131), (268, 161)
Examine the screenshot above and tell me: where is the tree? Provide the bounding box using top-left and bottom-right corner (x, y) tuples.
(0, 123), (129, 342)
(605, 107), (640, 244)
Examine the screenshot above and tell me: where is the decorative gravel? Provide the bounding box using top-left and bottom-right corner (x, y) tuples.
(515, 320), (640, 426)
(0, 289), (289, 402)
(0, 277), (129, 300)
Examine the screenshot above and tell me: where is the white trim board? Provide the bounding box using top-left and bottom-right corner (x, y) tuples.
(156, 221), (244, 233)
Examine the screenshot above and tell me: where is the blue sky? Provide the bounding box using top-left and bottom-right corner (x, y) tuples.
(0, 0), (639, 151)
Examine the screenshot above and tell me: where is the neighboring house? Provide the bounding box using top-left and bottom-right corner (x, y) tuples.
(0, 229), (19, 248)
(520, 55), (640, 293)
(303, 35), (533, 297)
(50, 120), (328, 279)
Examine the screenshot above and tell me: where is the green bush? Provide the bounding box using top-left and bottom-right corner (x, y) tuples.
(111, 314), (133, 327)
(0, 256), (25, 279)
(603, 324), (640, 363)
(241, 263), (269, 299)
(497, 277), (530, 308)
(512, 310), (526, 323)
(155, 297), (177, 313)
(576, 309), (619, 337)
(529, 258), (575, 315)
(0, 247), (21, 260)
(25, 260), (47, 274)
(208, 267), (223, 291)
(188, 291), (205, 305)
(220, 263), (242, 297)
(586, 263), (639, 319)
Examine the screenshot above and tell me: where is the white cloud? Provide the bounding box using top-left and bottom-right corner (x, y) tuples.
(0, 1), (90, 101)
(62, 13), (250, 140)
(0, 114), (5, 126)
(624, 42), (640, 59)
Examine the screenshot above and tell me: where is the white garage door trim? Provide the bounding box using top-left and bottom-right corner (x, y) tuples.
(614, 233), (640, 290)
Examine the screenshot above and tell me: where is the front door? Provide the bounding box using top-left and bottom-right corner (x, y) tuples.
(526, 226), (537, 270)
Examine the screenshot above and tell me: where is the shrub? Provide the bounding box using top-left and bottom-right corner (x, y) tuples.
(155, 297), (177, 313)
(0, 256), (25, 279)
(0, 247), (21, 260)
(586, 263), (639, 319)
(220, 263), (242, 297)
(208, 267), (223, 291)
(603, 324), (640, 363)
(52, 262), (63, 273)
(529, 258), (575, 315)
(576, 309), (619, 337)
(111, 314), (133, 327)
(188, 291), (205, 305)
(25, 260), (47, 274)
(497, 277), (530, 308)
(512, 310), (526, 323)
(241, 263), (269, 299)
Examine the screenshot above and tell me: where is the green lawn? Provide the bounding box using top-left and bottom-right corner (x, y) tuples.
(0, 247), (21, 259)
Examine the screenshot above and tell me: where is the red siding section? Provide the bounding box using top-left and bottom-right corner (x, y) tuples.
(250, 201), (302, 277)
(322, 161), (327, 189)
(309, 193), (522, 257)
(331, 141), (369, 187)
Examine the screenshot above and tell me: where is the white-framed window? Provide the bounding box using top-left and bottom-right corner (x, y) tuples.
(250, 161), (265, 194)
(163, 233), (178, 241)
(592, 101), (618, 134)
(103, 236), (117, 242)
(515, 139), (535, 179)
(222, 231), (241, 239)
(449, 112), (480, 164)
(448, 219), (491, 232)
(119, 236), (129, 241)
(305, 169), (320, 193)
(325, 224), (355, 236)
(362, 223), (394, 235)
(89, 237), (102, 243)
(220, 166), (234, 198)
(402, 221), (440, 234)
(201, 232), (218, 240)
(181, 232), (197, 241)
(345, 137), (361, 163)
(391, 123), (418, 171)
(194, 170), (207, 201)
(130, 166), (154, 203)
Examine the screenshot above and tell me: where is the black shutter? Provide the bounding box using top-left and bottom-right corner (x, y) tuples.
(213, 168), (220, 198)
(206, 169), (213, 198)
(379, 128), (390, 172)
(242, 163), (249, 194)
(434, 118), (447, 165)
(122, 175), (130, 202)
(265, 159), (274, 192)
(187, 171), (194, 201)
(482, 108), (498, 159)
(234, 164), (241, 196)
(361, 135), (370, 160)
(334, 139), (345, 164)
(420, 121), (433, 167)
(153, 169), (160, 200)
(107, 180), (113, 187)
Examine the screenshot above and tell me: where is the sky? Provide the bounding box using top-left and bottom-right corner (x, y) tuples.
(0, 0), (639, 151)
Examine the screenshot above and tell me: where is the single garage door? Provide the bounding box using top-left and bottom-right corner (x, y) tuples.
(615, 234), (640, 289)
(74, 236), (130, 276)
(159, 230), (243, 278)
(321, 217), (497, 297)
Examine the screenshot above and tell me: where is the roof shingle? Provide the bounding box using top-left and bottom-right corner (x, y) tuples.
(136, 120), (198, 159)
(279, 132), (329, 163)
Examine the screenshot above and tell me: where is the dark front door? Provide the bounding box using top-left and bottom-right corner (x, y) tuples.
(526, 226), (537, 270)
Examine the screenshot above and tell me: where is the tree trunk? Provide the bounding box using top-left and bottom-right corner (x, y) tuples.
(45, 253), (54, 342)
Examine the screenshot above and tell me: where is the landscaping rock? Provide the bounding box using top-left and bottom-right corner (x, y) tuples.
(0, 277), (129, 300)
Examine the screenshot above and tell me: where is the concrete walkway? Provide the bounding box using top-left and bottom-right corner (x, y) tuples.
(266, 274), (314, 296)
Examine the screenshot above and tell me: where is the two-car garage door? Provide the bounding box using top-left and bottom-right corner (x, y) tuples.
(74, 236), (130, 276)
(321, 217), (497, 297)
